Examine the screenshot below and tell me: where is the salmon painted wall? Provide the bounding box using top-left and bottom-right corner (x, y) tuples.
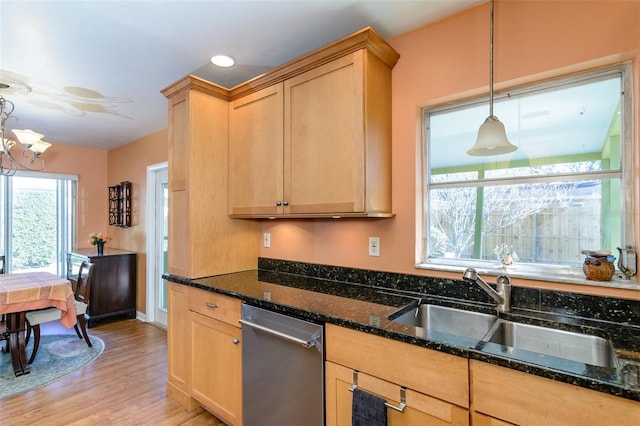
(34, 143), (109, 248)
(107, 129), (168, 314)
(260, 1), (640, 299)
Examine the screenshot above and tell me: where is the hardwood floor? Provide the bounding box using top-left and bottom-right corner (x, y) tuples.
(0, 319), (226, 425)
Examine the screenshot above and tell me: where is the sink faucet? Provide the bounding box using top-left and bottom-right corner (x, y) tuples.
(462, 268), (511, 313)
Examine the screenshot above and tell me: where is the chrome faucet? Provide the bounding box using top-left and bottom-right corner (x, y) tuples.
(462, 268), (511, 313)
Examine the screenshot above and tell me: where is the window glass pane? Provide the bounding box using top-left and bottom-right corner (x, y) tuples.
(429, 178), (621, 267)
(423, 68), (628, 282)
(11, 177), (57, 273)
(429, 74), (622, 176)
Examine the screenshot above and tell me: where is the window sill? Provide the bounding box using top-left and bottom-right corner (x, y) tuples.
(417, 259), (640, 291)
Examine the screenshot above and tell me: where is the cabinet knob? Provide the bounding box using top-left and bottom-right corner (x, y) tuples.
(283, 200), (289, 206)
(232, 337), (240, 344)
(276, 201), (282, 206)
(205, 302), (218, 309)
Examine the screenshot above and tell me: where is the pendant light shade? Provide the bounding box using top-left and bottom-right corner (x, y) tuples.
(467, 0), (516, 157)
(468, 115), (516, 156)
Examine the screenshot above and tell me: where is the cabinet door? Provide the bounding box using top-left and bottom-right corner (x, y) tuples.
(190, 311), (242, 425)
(284, 51), (366, 214)
(326, 361), (469, 426)
(229, 83), (284, 216)
(87, 254), (136, 318)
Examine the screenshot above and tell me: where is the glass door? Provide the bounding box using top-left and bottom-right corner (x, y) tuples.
(2, 173), (75, 275)
(154, 168), (169, 326)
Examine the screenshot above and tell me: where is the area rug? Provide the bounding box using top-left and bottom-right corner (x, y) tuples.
(0, 334), (104, 400)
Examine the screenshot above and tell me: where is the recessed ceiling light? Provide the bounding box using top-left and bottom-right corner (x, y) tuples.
(210, 55), (235, 68)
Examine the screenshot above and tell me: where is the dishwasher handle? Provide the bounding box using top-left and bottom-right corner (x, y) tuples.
(239, 318), (319, 349)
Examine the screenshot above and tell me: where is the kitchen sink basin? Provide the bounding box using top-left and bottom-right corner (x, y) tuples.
(389, 303), (497, 341)
(389, 301), (619, 368)
(484, 320), (619, 368)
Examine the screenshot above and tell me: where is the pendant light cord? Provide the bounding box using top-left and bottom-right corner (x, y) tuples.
(489, 0), (495, 118)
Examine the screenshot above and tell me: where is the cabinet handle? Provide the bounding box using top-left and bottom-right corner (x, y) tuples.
(232, 337), (240, 345)
(348, 370), (407, 413)
(205, 302), (218, 309)
(283, 200), (289, 206)
(276, 201), (282, 206)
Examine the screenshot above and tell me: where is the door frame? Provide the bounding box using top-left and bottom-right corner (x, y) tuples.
(145, 161), (168, 325)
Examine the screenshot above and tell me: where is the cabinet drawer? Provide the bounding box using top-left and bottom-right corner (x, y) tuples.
(470, 360), (640, 425)
(326, 361), (469, 426)
(325, 324), (469, 408)
(188, 287), (241, 327)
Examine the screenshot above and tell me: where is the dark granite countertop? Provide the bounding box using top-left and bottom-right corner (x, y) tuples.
(165, 268), (640, 402)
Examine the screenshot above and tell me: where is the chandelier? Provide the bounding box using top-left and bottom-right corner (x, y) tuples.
(0, 92), (51, 176)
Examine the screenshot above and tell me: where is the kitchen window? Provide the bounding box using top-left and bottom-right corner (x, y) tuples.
(420, 64), (634, 285)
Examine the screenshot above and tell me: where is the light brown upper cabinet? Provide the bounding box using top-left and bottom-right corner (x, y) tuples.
(228, 27), (399, 218)
(162, 77), (260, 279)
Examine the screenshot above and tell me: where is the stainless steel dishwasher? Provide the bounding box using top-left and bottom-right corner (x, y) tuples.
(240, 304), (324, 426)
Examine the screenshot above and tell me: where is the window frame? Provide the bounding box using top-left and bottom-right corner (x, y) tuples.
(417, 63), (635, 289)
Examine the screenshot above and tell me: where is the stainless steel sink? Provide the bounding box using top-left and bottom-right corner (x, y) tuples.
(484, 320), (619, 368)
(389, 303), (497, 341)
(389, 301), (619, 369)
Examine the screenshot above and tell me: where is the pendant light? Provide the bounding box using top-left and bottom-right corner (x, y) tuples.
(467, 0), (517, 156)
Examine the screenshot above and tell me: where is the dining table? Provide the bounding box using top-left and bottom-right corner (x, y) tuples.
(0, 271), (76, 376)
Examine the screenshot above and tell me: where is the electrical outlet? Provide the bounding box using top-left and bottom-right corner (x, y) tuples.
(263, 232), (271, 248)
(368, 237), (380, 257)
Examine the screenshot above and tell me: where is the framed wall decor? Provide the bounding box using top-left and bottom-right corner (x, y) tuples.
(109, 181), (131, 228)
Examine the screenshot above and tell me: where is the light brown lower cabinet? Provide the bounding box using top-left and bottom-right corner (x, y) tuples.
(470, 360), (640, 426)
(167, 290), (639, 426)
(325, 324), (470, 426)
(166, 283), (243, 425)
(326, 361), (469, 425)
(190, 311), (242, 425)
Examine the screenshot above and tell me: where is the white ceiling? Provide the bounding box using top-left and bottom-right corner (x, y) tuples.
(0, 0), (484, 150)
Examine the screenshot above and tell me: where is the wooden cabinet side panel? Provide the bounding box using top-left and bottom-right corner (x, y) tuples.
(284, 51), (365, 214)
(229, 83), (284, 216)
(167, 283), (191, 395)
(326, 361), (469, 426)
(168, 91), (189, 192)
(470, 360), (640, 426)
(190, 311), (242, 426)
(363, 49), (392, 213)
(166, 87), (260, 278)
(188, 91), (261, 278)
(326, 324), (469, 408)
(168, 189), (190, 277)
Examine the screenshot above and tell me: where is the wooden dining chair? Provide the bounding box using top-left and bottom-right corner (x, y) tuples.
(0, 255), (5, 325)
(0, 256), (5, 349)
(25, 260), (95, 364)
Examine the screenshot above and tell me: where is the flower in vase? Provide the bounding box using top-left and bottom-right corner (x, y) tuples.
(89, 232), (112, 245)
